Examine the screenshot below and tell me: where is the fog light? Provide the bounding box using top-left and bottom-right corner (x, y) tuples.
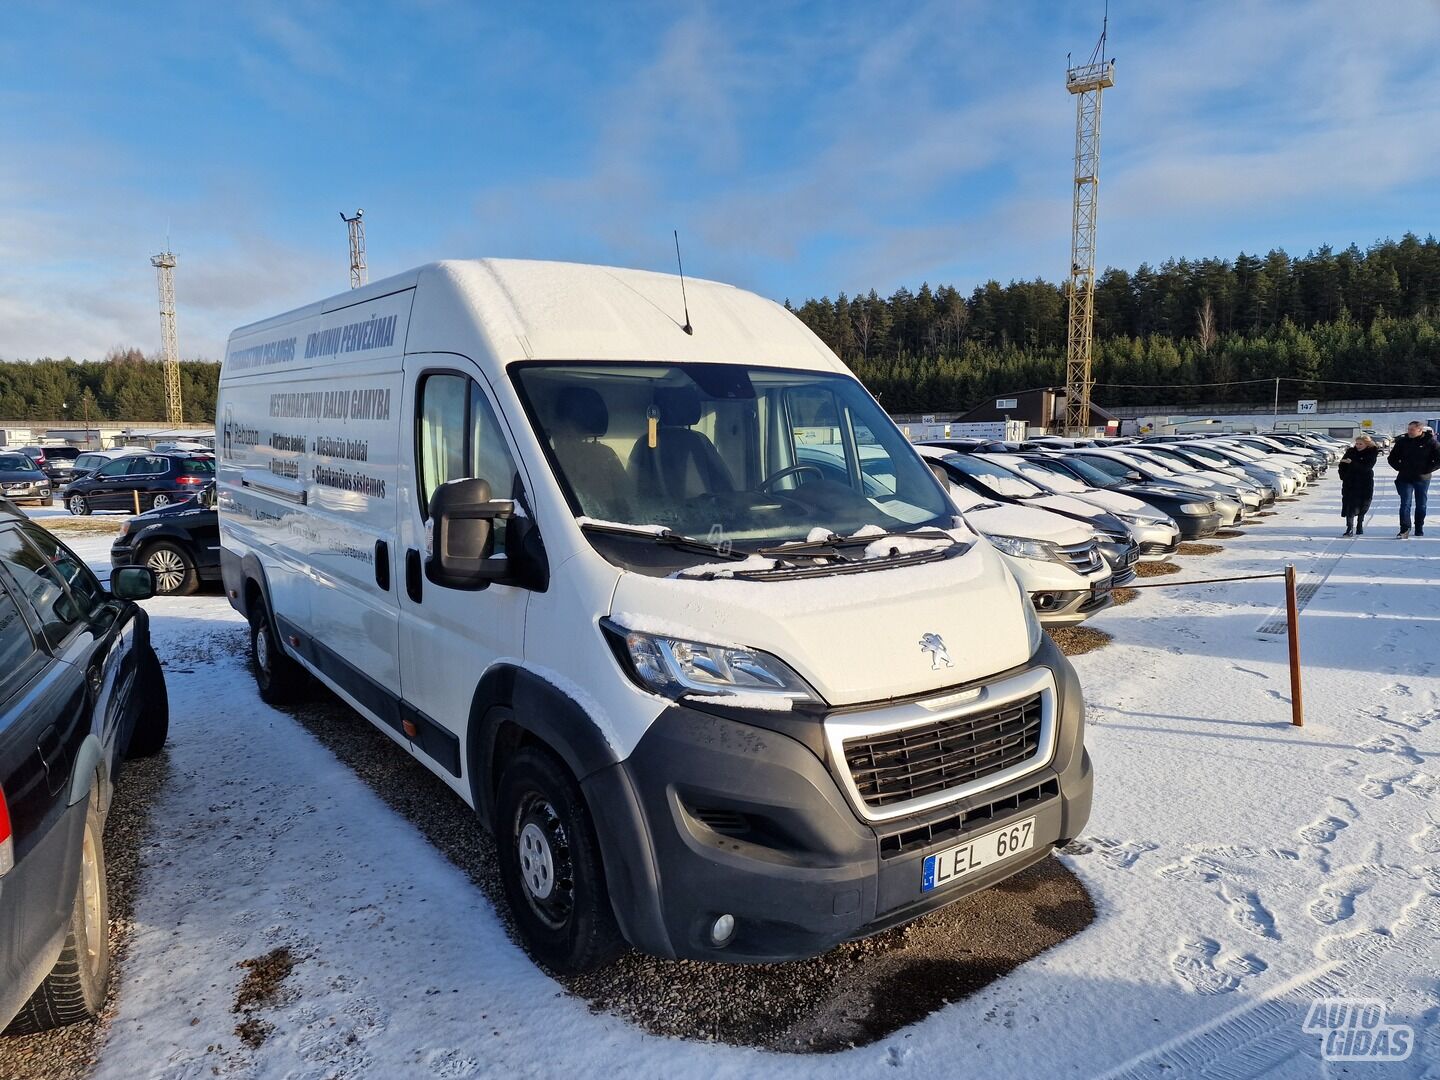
(710, 914), (735, 946)
(1031, 592), (1058, 612)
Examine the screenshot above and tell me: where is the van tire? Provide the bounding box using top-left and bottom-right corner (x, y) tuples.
(249, 604), (308, 706)
(126, 644), (169, 758)
(495, 746), (624, 975)
(4, 795), (110, 1034)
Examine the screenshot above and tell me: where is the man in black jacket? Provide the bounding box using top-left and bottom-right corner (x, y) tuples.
(1387, 420), (1440, 538)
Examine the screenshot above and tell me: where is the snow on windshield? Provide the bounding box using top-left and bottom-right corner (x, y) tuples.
(1016, 463), (1087, 493)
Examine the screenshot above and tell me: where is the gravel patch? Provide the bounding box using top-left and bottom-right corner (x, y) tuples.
(1177, 542), (1224, 556)
(0, 753), (172, 1080)
(1214, 529), (1247, 539)
(280, 670), (1094, 1051)
(1045, 626), (1113, 656)
(40, 518), (124, 536)
(1133, 561), (1180, 578)
(1111, 587), (1139, 606)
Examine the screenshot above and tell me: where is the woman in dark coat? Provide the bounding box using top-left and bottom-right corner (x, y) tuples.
(1339, 434), (1379, 535)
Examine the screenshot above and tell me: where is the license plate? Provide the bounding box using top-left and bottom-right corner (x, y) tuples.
(921, 817), (1036, 892)
(1092, 581), (1111, 598)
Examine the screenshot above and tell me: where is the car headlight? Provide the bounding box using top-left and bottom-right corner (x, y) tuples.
(1179, 502), (1211, 514)
(609, 623), (821, 705)
(1114, 511), (1168, 528)
(985, 534), (1060, 562)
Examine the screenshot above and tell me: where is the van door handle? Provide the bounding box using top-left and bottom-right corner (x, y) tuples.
(405, 549), (422, 603)
(374, 540), (390, 591)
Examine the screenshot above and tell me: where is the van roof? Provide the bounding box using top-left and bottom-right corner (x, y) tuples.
(226, 259), (840, 374)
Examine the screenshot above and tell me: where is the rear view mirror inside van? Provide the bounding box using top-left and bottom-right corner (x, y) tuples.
(426, 477), (514, 590)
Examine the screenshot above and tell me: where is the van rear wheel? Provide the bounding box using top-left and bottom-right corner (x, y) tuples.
(249, 603), (308, 706)
(495, 747), (623, 974)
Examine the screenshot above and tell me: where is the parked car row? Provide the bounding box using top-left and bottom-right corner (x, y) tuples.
(913, 429), (1340, 629)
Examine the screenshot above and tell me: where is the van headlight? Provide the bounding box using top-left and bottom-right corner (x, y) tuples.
(606, 622), (821, 705)
(985, 534), (1059, 562)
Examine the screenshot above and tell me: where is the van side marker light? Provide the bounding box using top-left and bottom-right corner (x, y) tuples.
(402, 719), (418, 739)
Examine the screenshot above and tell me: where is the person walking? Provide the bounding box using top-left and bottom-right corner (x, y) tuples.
(1387, 420), (1440, 538)
(1338, 434), (1379, 535)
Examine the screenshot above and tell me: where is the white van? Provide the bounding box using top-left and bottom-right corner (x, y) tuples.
(216, 260), (1093, 972)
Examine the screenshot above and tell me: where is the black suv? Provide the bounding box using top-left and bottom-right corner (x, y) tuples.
(0, 518), (167, 1034)
(33, 446), (82, 486)
(63, 453), (215, 516)
(111, 483), (220, 595)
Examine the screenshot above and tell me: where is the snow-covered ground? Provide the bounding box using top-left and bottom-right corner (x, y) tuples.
(36, 489), (1440, 1078)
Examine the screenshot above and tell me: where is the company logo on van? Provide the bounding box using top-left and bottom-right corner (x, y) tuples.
(919, 633), (953, 670)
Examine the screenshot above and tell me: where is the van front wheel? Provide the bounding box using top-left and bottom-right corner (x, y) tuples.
(496, 747), (623, 974)
(249, 605), (308, 706)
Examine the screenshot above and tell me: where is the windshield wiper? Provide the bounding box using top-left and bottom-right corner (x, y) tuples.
(755, 528), (955, 560)
(579, 520), (746, 561)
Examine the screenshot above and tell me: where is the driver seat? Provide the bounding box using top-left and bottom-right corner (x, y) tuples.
(629, 387), (734, 503)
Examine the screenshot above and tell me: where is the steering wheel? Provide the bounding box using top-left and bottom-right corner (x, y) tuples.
(758, 463), (824, 493)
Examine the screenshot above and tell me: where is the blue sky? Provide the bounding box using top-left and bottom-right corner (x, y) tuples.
(3, 0), (1438, 361)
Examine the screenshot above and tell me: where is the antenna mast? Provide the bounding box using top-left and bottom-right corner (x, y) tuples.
(150, 249), (183, 425)
(1063, 9), (1115, 435)
(341, 209), (367, 288)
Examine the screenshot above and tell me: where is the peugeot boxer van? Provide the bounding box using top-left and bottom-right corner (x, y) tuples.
(216, 260), (1092, 972)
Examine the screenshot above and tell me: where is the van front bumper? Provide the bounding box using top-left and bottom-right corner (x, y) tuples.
(582, 635), (1092, 963)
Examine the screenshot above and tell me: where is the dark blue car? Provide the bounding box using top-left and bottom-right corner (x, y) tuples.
(0, 518), (167, 1034)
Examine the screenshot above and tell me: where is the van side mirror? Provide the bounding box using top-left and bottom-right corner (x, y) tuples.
(426, 477), (514, 590)
(111, 566), (156, 601)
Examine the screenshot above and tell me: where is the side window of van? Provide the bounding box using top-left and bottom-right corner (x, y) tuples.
(418, 373), (519, 549)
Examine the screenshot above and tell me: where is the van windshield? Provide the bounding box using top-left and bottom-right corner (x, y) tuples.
(511, 363), (954, 553)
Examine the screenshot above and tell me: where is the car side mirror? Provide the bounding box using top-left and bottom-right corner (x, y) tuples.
(926, 461), (951, 488)
(111, 566), (156, 601)
(426, 477), (514, 590)
(1126, 471), (1143, 482)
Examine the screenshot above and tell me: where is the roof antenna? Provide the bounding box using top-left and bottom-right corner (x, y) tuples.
(673, 229), (694, 335)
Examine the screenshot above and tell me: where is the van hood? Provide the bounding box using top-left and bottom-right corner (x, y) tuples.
(608, 543), (1034, 707)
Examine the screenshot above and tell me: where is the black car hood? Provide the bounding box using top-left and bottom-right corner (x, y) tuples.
(0, 469), (46, 483)
(133, 496), (208, 522)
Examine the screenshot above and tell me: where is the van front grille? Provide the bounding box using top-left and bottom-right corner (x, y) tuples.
(843, 693), (1045, 809)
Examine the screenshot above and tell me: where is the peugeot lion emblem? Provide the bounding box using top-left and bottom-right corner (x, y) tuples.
(919, 633), (953, 670)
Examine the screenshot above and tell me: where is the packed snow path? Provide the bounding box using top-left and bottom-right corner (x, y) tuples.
(49, 488), (1440, 1079)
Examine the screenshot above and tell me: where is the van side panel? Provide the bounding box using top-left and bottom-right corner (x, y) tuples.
(218, 289), (414, 722)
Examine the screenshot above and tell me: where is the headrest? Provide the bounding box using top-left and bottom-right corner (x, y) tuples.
(554, 386), (609, 438)
(655, 386), (703, 427)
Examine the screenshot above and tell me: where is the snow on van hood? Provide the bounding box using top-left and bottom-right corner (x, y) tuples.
(608, 541), (1033, 707)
